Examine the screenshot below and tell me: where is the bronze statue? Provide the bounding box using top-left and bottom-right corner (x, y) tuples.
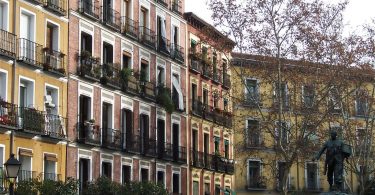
(313, 131), (351, 192)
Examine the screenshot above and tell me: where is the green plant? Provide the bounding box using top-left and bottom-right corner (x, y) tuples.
(16, 177), (78, 195)
(93, 66), (101, 77)
(139, 70), (147, 82)
(120, 68), (133, 83)
(80, 50), (92, 59)
(156, 86), (175, 113)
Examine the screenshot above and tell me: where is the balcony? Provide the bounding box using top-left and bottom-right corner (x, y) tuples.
(157, 36), (171, 56)
(18, 170), (37, 181)
(78, 0), (100, 20)
(173, 145), (187, 164)
(78, 55), (101, 81)
(101, 6), (121, 31)
(102, 128), (122, 150)
(190, 150), (205, 168)
(0, 29), (17, 58)
(127, 134), (141, 154)
(121, 16), (138, 40)
(43, 114), (67, 139)
(43, 0), (66, 15)
(156, 0), (168, 7)
(120, 72), (139, 95)
(26, 0), (44, 5)
(18, 38), (44, 68)
(171, 1), (182, 15)
(77, 122), (101, 146)
(138, 80), (156, 101)
(171, 43), (184, 63)
(213, 109), (232, 128)
(100, 63), (121, 89)
(223, 73), (231, 89)
(189, 57), (202, 74)
(42, 48), (67, 76)
(172, 94), (185, 113)
(212, 71), (222, 84)
(43, 172), (62, 181)
(144, 138), (157, 157)
(203, 104), (214, 122)
(191, 99), (203, 117)
(0, 100), (18, 128)
(139, 26), (156, 49)
(202, 64), (212, 79)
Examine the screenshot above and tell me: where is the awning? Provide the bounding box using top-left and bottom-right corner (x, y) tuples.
(172, 76), (184, 110)
(19, 149), (33, 157)
(44, 154), (58, 162)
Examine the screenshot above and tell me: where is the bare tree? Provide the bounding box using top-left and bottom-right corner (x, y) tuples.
(207, 0), (374, 194)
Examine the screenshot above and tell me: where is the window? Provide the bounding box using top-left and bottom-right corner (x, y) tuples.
(102, 102), (113, 144)
(79, 158), (90, 191)
(275, 121), (288, 146)
(140, 168), (149, 182)
(122, 51), (131, 69)
(306, 162), (318, 190)
(122, 164), (131, 184)
(79, 95), (91, 123)
(193, 181), (199, 195)
(214, 136), (220, 154)
(0, 71), (6, 100)
(0, 146), (3, 189)
(172, 123), (180, 160)
(172, 74), (184, 110)
(190, 39), (197, 53)
(81, 32), (92, 54)
(140, 114), (149, 153)
(223, 98), (228, 111)
(191, 84), (197, 101)
(157, 170), (165, 187)
(303, 123), (318, 144)
(213, 92), (219, 109)
(103, 42), (113, 64)
(19, 78), (34, 108)
(277, 162), (288, 190)
(172, 173), (180, 194)
(192, 129), (198, 151)
(246, 120), (260, 147)
(44, 154), (57, 181)
(203, 89), (209, 105)
(140, 60), (149, 81)
(45, 86), (58, 114)
(204, 183), (210, 195)
(302, 85), (315, 108)
(140, 7), (148, 27)
(18, 149), (32, 181)
(102, 0), (113, 22)
(20, 11), (35, 61)
(245, 79), (259, 103)
(101, 161), (112, 179)
(202, 47), (208, 61)
(0, 0), (8, 30)
(215, 184), (220, 195)
(328, 87), (341, 112)
(356, 90), (368, 116)
(212, 53), (217, 74)
(157, 66), (165, 86)
(157, 16), (169, 53)
(248, 160), (261, 188)
(123, 0), (131, 19)
(224, 140), (229, 159)
(121, 109), (132, 150)
(274, 82), (289, 109)
(46, 22), (59, 51)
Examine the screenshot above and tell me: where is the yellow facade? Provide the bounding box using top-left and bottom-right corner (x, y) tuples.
(0, 0), (68, 182)
(230, 56), (368, 194)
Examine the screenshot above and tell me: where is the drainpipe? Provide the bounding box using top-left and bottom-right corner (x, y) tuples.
(10, 0), (18, 157)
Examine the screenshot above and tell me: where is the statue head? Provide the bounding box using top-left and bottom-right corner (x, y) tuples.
(330, 131), (337, 140)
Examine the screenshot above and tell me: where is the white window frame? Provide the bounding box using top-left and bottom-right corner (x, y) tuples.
(304, 161), (320, 190)
(139, 161), (150, 181)
(120, 157), (133, 183)
(100, 154), (114, 180)
(77, 149), (93, 183)
(139, 0), (150, 28)
(156, 164), (166, 187)
(244, 77), (259, 100)
(0, 0), (9, 31)
(78, 83), (94, 121)
(42, 152), (58, 180)
(44, 83), (60, 114)
(0, 69), (8, 101)
(20, 8), (36, 42)
(79, 21), (95, 58)
(18, 76), (35, 108)
(171, 167), (181, 194)
(121, 41), (134, 70)
(45, 19), (60, 51)
(101, 31), (115, 65)
(100, 90), (115, 129)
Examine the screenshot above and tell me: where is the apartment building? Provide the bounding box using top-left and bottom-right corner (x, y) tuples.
(184, 12), (236, 195)
(230, 53), (370, 194)
(0, 0), (68, 184)
(66, 0), (188, 194)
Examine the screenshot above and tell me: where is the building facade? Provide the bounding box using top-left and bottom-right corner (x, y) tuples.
(231, 53), (367, 195)
(66, 0), (188, 194)
(0, 0), (68, 185)
(184, 12), (235, 195)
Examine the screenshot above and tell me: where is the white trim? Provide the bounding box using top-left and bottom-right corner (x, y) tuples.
(171, 167), (181, 194)
(0, 0), (9, 31)
(77, 149), (93, 182)
(45, 19), (61, 51)
(121, 40), (134, 69)
(16, 147), (33, 172)
(139, 161), (150, 181)
(100, 153), (114, 180)
(78, 82), (94, 120)
(79, 21), (95, 57)
(139, 50), (151, 81)
(42, 152), (58, 180)
(18, 76), (36, 108)
(304, 161), (320, 190)
(0, 69), (8, 101)
(121, 96), (133, 111)
(101, 30), (115, 64)
(100, 90), (115, 130)
(20, 7), (36, 42)
(120, 157), (133, 183)
(44, 83), (60, 114)
(139, 0), (150, 28)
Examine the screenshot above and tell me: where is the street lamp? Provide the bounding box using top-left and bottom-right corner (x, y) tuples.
(4, 153), (21, 195)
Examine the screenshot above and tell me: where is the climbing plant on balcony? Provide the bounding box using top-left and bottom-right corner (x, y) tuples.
(120, 68), (133, 90)
(156, 85), (174, 113)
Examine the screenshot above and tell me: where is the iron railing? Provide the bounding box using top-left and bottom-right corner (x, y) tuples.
(202, 104), (214, 122)
(202, 64), (212, 79)
(171, 1), (182, 15)
(18, 170), (37, 181)
(139, 80), (156, 101)
(223, 73), (231, 89)
(0, 100), (18, 127)
(139, 26), (156, 49)
(102, 128), (122, 150)
(0, 30), (16, 58)
(127, 134), (141, 154)
(157, 36), (171, 55)
(191, 99), (203, 117)
(121, 74), (139, 95)
(101, 63), (121, 89)
(121, 16), (138, 39)
(79, 55), (101, 81)
(77, 122), (101, 146)
(78, 0), (100, 20)
(144, 138), (157, 157)
(189, 57), (202, 73)
(43, 0), (66, 15)
(212, 70), (222, 84)
(171, 43), (184, 63)
(43, 49), (66, 75)
(43, 172), (61, 181)
(156, 0), (168, 7)
(101, 6), (121, 30)
(44, 114), (66, 138)
(18, 38), (44, 67)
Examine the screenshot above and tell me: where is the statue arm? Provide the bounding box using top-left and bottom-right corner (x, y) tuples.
(315, 143), (326, 160)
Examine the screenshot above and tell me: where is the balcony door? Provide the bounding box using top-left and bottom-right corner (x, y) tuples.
(102, 0), (112, 22)
(157, 119), (165, 156)
(172, 123), (179, 160)
(203, 89), (208, 106)
(103, 42), (113, 64)
(140, 114), (149, 153)
(20, 12), (35, 61)
(203, 133), (209, 165)
(79, 158), (90, 192)
(121, 108), (132, 150)
(102, 102), (113, 144)
(79, 95), (91, 139)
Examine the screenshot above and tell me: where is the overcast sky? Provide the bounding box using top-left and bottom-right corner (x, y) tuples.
(185, 0), (375, 32)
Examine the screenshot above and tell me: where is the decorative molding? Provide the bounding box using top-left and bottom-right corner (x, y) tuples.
(101, 154), (113, 160)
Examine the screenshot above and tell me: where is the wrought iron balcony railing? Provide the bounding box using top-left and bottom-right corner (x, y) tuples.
(191, 99), (203, 117)
(223, 73), (231, 89)
(18, 38), (44, 67)
(101, 63), (121, 89)
(127, 134), (141, 154)
(101, 6), (121, 30)
(156, 0), (168, 7)
(121, 73), (139, 95)
(144, 138), (158, 157)
(0, 29), (17, 58)
(43, 0), (66, 15)
(77, 122), (101, 146)
(43, 48), (66, 76)
(79, 55), (101, 81)
(203, 104), (214, 122)
(102, 127), (122, 150)
(78, 0), (100, 20)
(139, 26), (156, 49)
(139, 80), (156, 101)
(171, 1), (182, 15)
(173, 145), (187, 164)
(44, 114), (66, 138)
(212, 71), (222, 84)
(43, 172), (61, 181)
(18, 170), (37, 181)
(202, 64), (213, 79)
(0, 100), (18, 128)
(121, 16), (138, 39)
(171, 43), (184, 63)
(157, 36), (171, 56)
(189, 57), (202, 74)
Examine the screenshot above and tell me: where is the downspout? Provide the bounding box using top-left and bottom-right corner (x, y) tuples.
(10, 0), (18, 157)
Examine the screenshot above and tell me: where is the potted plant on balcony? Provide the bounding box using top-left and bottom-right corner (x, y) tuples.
(120, 68), (133, 90)
(84, 119), (95, 133)
(156, 86), (174, 113)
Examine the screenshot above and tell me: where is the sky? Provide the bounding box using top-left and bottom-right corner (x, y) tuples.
(185, 0), (375, 32)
